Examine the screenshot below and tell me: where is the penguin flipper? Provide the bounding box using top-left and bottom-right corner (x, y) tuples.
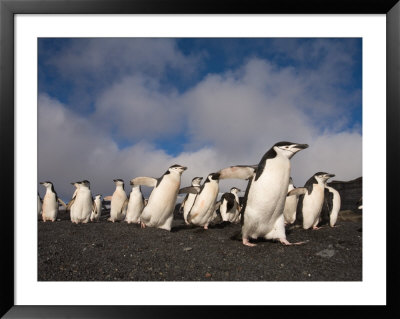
(130, 177), (157, 187)
(121, 198), (129, 213)
(92, 201), (97, 214)
(179, 186), (200, 194)
(214, 200), (222, 210)
(180, 194), (188, 212)
(287, 187), (307, 197)
(320, 188), (333, 225)
(66, 198), (75, 211)
(57, 198), (67, 208)
(218, 165), (257, 180)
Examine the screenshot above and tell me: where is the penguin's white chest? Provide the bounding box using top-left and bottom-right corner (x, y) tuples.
(247, 158), (290, 217)
(42, 192), (58, 221)
(112, 190), (127, 207)
(190, 182), (219, 224)
(302, 184), (325, 228)
(74, 189), (92, 208)
(43, 192), (57, 212)
(126, 190), (144, 223)
(110, 189), (128, 221)
(94, 199), (102, 216)
(184, 194), (196, 212)
(146, 174), (180, 215)
(72, 188), (92, 220)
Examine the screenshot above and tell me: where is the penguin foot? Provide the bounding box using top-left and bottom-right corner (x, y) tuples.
(141, 222), (146, 228)
(312, 226), (322, 230)
(203, 225), (208, 230)
(242, 238), (257, 247)
(279, 238), (308, 246)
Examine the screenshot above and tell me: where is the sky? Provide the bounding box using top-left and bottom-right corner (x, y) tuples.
(38, 38), (362, 202)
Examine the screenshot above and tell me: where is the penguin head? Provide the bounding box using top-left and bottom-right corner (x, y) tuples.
(192, 176), (203, 186)
(113, 179), (125, 187)
(40, 181), (53, 189)
(314, 172), (335, 184)
(71, 181), (81, 189)
(273, 141), (309, 159)
(80, 180), (91, 189)
(230, 187), (241, 194)
(168, 164), (187, 175)
(207, 172), (220, 182)
(129, 180), (140, 188)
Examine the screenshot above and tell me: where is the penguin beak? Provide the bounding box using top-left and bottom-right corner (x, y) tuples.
(181, 166), (187, 171)
(40, 182), (44, 185)
(295, 144), (309, 150)
(327, 174), (335, 178)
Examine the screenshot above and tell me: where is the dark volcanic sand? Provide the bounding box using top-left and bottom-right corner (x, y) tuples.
(38, 209), (362, 281)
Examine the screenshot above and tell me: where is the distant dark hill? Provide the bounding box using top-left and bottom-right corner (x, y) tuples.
(328, 177), (362, 212)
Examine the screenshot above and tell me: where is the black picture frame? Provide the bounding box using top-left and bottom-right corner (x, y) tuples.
(1, 0), (399, 318)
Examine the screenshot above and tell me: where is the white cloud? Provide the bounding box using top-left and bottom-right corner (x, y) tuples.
(93, 75), (182, 141)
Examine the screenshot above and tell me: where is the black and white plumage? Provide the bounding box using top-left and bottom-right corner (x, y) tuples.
(218, 141), (309, 246)
(180, 177), (203, 225)
(289, 172), (335, 230)
(283, 177), (298, 225)
(180, 172), (221, 230)
(320, 185), (341, 227)
(39, 181), (59, 222)
(90, 194), (103, 222)
(219, 187), (241, 223)
(125, 184), (145, 224)
(107, 179), (128, 223)
(68, 179), (93, 224)
(131, 164), (187, 231)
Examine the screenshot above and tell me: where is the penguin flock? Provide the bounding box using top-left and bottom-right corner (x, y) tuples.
(38, 141), (343, 247)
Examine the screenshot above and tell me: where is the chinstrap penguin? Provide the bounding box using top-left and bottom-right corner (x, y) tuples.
(179, 176), (203, 225)
(131, 164), (187, 231)
(288, 172), (335, 230)
(107, 179), (128, 222)
(320, 184), (341, 227)
(40, 181), (59, 222)
(181, 172), (221, 230)
(219, 187), (241, 223)
(69, 180), (93, 224)
(218, 141), (309, 246)
(125, 183), (145, 224)
(90, 194), (103, 222)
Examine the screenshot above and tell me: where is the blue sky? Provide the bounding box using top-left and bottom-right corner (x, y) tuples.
(38, 38), (362, 201)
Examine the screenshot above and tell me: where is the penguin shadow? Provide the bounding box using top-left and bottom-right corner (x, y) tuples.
(228, 232), (265, 244)
(170, 223), (197, 233)
(212, 221), (234, 229)
(229, 231), (242, 242)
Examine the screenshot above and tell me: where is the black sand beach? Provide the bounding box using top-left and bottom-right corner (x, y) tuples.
(38, 208), (362, 281)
